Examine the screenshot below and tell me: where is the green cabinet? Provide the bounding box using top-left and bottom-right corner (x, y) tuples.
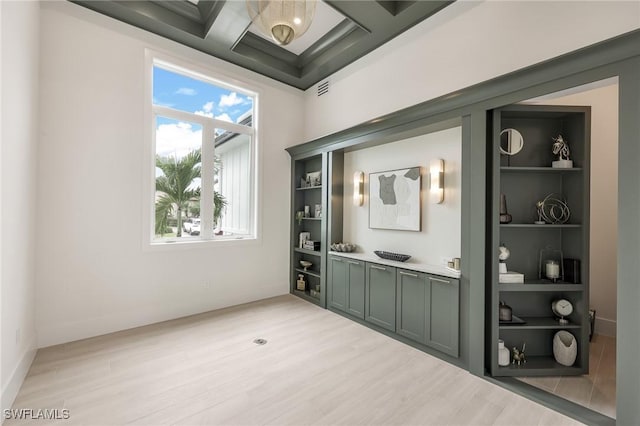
(396, 270), (426, 342)
(426, 275), (460, 357)
(365, 263), (397, 331)
(347, 260), (365, 318)
(328, 256), (348, 311)
(396, 269), (460, 357)
(328, 256), (365, 319)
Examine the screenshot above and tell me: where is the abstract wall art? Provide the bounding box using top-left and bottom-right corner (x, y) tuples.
(369, 167), (421, 231)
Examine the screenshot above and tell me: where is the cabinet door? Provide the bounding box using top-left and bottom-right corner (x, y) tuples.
(396, 270), (426, 343)
(426, 276), (459, 357)
(328, 257), (348, 312)
(346, 260), (365, 319)
(365, 263), (396, 331)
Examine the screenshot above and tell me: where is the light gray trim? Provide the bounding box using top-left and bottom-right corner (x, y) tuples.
(462, 112), (487, 376)
(297, 20), (365, 69)
(616, 57), (640, 426)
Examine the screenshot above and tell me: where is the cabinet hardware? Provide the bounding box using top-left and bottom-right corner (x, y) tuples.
(430, 277), (450, 284)
(370, 265), (386, 271)
(399, 272), (418, 278)
(332, 258), (343, 262)
(347, 261), (360, 265)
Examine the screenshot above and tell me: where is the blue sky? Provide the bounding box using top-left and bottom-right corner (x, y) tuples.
(153, 66), (253, 125)
(153, 66), (254, 159)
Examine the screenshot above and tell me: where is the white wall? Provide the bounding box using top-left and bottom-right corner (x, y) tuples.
(526, 82), (619, 337)
(304, 1), (640, 141)
(1, 0), (39, 413)
(343, 127), (461, 265)
(36, 2), (304, 347)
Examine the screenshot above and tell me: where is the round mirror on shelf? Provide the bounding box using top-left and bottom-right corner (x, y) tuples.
(499, 128), (524, 155)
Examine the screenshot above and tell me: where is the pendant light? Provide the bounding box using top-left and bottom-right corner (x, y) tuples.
(247, 0), (317, 46)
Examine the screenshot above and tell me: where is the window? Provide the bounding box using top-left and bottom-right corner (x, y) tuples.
(150, 59), (257, 244)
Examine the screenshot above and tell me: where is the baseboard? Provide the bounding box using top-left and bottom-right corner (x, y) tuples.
(595, 317), (616, 337)
(37, 285), (288, 348)
(1, 341), (37, 423)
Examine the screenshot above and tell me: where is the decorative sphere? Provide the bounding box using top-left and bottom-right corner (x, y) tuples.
(498, 245), (510, 261)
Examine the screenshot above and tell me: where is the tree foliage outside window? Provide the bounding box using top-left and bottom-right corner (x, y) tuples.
(154, 149), (227, 237)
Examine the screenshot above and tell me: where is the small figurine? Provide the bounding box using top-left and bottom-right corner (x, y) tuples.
(512, 343), (526, 365)
(535, 200), (545, 224)
(551, 135), (573, 168)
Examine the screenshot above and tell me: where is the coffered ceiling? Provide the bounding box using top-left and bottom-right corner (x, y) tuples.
(71, 1), (454, 90)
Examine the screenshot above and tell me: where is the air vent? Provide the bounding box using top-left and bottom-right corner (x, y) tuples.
(317, 80), (329, 97)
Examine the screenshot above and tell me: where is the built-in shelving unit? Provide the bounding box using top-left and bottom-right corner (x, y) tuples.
(290, 154), (325, 305)
(489, 104), (590, 377)
(290, 151), (344, 307)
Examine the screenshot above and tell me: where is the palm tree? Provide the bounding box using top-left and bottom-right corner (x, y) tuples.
(155, 149), (228, 237)
(155, 149), (201, 237)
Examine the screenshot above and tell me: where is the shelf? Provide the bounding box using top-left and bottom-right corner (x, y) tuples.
(495, 356), (584, 377)
(301, 217), (321, 221)
(294, 247), (322, 257)
(295, 268), (321, 278)
(296, 185), (322, 191)
(500, 223), (581, 228)
(501, 167), (583, 173)
(499, 282), (584, 292)
(499, 317), (581, 330)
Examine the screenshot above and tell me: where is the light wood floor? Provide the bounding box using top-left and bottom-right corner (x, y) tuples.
(520, 334), (616, 419)
(8, 295), (584, 426)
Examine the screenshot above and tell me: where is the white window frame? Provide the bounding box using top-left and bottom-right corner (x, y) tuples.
(143, 51), (260, 249)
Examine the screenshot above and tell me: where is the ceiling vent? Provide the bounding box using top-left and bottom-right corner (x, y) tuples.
(317, 80), (329, 97)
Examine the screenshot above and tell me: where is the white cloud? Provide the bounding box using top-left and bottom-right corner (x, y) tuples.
(219, 92), (244, 108)
(194, 101), (215, 117)
(155, 121), (202, 161)
(175, 87), (197, 96)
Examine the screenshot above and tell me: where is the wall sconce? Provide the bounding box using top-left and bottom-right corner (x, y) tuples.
(430, 159), (444, 204)
(353, 171), (364, 206)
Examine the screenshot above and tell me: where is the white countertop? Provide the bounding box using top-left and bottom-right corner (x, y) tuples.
(328, 251), (461, 279)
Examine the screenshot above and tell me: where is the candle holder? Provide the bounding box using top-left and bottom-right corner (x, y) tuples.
(539, 246), (564, 283)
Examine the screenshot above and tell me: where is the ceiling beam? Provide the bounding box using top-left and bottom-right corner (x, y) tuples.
(201, 0), (251, 46)
(69, 0), (456, 90)
(197, 1), (226, 36)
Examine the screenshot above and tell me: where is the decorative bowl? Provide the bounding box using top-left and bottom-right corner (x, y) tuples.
(299, 260), (313, 271)
(330, 242), (356, 252)
(374, 251), (411, 262)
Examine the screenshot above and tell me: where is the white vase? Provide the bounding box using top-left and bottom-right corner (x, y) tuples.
(498, 340), (510, 366)
(553, 330), (577, 366)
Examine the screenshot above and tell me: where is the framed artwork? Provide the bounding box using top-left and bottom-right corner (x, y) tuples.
(369, 167), (421, 231)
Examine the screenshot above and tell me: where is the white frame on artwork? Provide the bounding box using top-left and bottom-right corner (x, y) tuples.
(369, 167), (422, 231)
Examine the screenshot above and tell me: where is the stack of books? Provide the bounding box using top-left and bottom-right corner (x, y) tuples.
(499, 271), (524, 283)
(303, 240), (320, 251)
